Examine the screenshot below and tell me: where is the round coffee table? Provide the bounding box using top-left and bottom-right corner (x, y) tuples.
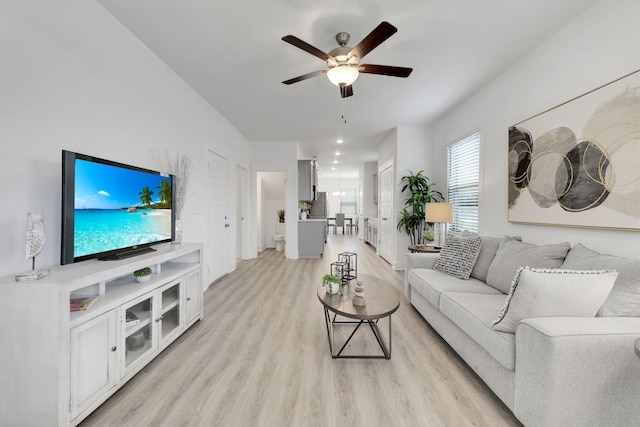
(317, 274), (400, 359)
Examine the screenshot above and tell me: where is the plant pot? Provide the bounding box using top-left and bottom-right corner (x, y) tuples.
(324, 281), (340, 295)
(136, 275), (151, 283)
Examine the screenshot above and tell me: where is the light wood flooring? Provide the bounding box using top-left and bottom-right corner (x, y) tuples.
(81, 234), (521, 427)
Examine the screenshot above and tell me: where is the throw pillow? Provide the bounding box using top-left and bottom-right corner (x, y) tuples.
(492, 267), (618, 333)
(485, 240), (571, 294)
(433, 234), (482, 280)
(470, 235), (522, 282)
(562, 244), (640, 316)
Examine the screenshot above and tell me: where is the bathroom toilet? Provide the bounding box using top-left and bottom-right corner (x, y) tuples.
(274, 223), (285, 251)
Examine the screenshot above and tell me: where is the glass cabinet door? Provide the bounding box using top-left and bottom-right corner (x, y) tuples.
(159, 280), (182, 346)
(122, 293), (155, 375)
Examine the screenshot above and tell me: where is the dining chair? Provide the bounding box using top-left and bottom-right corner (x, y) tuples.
(348, 215), (359, 234)
(335, 213), (345, 234)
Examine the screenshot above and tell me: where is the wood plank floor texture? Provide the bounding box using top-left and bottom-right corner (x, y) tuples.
(81, 235), (521, 427)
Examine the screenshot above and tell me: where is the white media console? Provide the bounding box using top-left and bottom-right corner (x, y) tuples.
(0, 242), (204, 426)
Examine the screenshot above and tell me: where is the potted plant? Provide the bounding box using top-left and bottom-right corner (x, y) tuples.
(277, 209), (285, 223)
(133, 267), (152, 283)
(322, 274), (342, 295)
(423, 230), (435, 244)
(397, 170), (444, 246)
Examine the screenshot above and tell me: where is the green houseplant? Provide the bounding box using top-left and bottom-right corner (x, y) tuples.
(277, 209), (285, 223)
(133, 267), (152, 283)
(397, 170), (444, 246)
(322, 274), (342, 295)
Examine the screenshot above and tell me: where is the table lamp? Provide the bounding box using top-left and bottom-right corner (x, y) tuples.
(425, 203), (454, 248)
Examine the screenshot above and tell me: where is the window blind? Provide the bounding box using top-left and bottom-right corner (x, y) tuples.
(447, 132), (480, 233)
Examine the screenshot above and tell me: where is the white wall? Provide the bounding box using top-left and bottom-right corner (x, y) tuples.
(250, 141), (299, 259)
(377, 126), (434, 269)
(0, 0), (250, 278)
(431, 0), (640, 258)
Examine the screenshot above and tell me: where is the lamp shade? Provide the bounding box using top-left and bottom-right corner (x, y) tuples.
(327, 65), (359, 86)
(425, 203), (453, 223)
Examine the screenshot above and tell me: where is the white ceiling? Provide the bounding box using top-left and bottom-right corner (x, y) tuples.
(98, 0), (597, 177)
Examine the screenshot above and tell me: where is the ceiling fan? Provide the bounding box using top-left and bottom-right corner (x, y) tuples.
(282, 21), (413, 98)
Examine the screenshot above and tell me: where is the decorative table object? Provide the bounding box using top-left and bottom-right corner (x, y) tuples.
(15, 212), (50, 281)
(352, 281), (365, 307)
(322, 274), (342, 295)
(330, 261), (349, 284)
(338, 251), (358, 281)
(133, 267), (152, 283)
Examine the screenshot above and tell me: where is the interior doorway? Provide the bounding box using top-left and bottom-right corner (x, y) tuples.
(256, 171), (286, 253)
(206, 150), (229, 287)
(378, 161), (394, 264)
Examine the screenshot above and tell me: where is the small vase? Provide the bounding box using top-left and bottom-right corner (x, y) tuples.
(173, 219), (183, 244)
(136, 275), (150, 283)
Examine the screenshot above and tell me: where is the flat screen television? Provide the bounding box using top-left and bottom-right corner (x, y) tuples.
(61, 150), (175, 265)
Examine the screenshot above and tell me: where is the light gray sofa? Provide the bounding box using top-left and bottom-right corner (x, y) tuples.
(405, 236), (640, 427)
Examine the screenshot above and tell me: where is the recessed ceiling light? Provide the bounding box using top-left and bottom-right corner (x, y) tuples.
(335, 151), (340, 156)
(336, 139), (343, 144)
(333, 160), (338, 164)
(331, 167), (336, 170)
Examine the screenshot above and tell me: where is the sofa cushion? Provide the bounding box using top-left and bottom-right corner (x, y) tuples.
(439, 292), (516, 370)
(471, 235), (521, 282)
(561, 244), (640, 316)
(492, 267), (618, 333)
(407, 268), (502, 308)
(485, 240), (571, 294)
(433, 234), (482, 279)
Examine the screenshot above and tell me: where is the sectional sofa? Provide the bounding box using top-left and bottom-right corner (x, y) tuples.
(405, 234), (640, 427)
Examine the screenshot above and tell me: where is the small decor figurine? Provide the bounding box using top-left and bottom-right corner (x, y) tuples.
(15, 213), (50, 281)
(353, 281), (366, 307)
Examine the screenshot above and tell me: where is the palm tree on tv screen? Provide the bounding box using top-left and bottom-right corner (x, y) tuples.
(139, 186), (154, 207)
(157, 179), (172, 208)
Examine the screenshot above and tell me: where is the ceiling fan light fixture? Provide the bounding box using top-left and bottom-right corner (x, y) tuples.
(327, 65), (359, 87)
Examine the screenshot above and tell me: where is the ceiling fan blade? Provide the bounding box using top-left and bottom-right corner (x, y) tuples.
(360, 64), (413, 78)
(349, 21), (397, 60)
(282, 35), (333, 62)
(282, 69), (327, 85)
(340, 85), (354, 98)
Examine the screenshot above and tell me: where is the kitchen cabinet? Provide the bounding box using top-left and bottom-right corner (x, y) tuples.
(364, 217), (378, 248)
(298, 219), (325, 257)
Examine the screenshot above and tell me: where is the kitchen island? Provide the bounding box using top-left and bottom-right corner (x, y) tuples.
(298, 219), (326, 258)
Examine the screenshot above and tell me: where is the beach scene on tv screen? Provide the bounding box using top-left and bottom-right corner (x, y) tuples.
(74, 159), (172, 258)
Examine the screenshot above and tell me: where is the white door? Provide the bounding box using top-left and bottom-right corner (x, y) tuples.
(236, 166), (247, 260)
(207, 150), (229, 286)
(378, 163), (394, 263)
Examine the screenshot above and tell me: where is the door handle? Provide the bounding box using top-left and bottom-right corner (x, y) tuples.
(225, 224), (230, 228)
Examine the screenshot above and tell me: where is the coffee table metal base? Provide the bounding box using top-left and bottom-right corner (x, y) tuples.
(322, 308), (393, 359)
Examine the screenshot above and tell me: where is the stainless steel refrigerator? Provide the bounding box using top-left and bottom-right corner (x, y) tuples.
(309, 192), (327, 218)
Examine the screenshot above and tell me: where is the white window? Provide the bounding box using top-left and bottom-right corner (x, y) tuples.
(339, 189), (357, 214)
(447, 132), (480, 233)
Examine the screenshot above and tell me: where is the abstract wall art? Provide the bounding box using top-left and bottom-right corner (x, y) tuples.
(508, 70), (640, 231)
